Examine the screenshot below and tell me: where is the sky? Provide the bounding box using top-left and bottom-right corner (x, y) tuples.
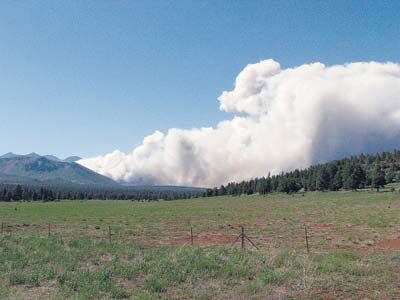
(1, 1), (399, 159)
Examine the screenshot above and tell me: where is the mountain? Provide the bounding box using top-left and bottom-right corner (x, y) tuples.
(0, 153), (82, 163)
(0, 152), (42, 159)
(64, 156), (82, 163)
(25, 152), (41, 159)
(0, 152), (20, 159)
(0, 154), (118, 187)
(44, 155), (61, 162)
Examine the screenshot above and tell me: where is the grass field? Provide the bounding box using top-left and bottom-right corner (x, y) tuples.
(1, 191), (400, 299)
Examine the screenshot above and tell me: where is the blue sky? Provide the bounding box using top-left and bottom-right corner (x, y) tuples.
(1, 1), (399, 158)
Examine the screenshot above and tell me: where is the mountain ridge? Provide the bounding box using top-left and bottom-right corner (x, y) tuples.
(0, 153), (83, 163)
(0, 154), (117, 187)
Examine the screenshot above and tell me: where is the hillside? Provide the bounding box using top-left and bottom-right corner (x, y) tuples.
(210, 150), (400, 196)
(0, 154), (206, 201)
(0, 155), (118, 187)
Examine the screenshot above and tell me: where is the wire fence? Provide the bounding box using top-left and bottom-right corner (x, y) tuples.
(1, 220), (390, 254)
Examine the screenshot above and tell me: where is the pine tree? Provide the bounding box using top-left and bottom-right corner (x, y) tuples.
(385, 169), (395, 184)
(13, 185), (23, 201)
(343, 162), (355, 190)
(332, 169), (343, 191)
(316, 166), (331, 190)
(372, 164), (386, 191)
(219, 185), (227, 195)
(352, 164), (366, 188)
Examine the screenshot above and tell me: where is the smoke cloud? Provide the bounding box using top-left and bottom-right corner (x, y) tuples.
(78, 59), (400, 187)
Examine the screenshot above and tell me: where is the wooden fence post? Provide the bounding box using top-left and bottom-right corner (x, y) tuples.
(48, 224), (51, 237)
(241, 226), (245, 249)
(190, 227), (194, 245)
(108, 225), (111, 242)
(231, 225), (259, 250)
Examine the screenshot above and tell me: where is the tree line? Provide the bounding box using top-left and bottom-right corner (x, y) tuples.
(2, 149), (400, 202)
(0, 184), (205, 202)
(207, 150), (400, 196)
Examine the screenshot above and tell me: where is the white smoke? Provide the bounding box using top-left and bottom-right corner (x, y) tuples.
(78, 59), (400, 187)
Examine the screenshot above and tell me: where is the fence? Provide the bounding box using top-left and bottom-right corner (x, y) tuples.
(0, 220), (387, 254)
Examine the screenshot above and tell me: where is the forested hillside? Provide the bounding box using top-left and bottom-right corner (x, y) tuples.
(208, 150), (400, 196)
(0, 154), (205, 201)
(3, 150), (400, 202)
(0, 184), (205, 202)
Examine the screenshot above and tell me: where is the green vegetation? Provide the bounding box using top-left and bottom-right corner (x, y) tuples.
(0, 191), (400, 299)
(209, 149), (400, 196)
(3, 149), (400, 203)
(0, 153), (205, 201)
(0, 184), (204, 202)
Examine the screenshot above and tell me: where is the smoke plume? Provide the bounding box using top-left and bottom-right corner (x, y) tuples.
(78, 59), (400, 187)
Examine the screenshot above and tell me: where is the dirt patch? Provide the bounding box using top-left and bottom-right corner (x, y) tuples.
(14, 283), (58, 300)
(310, 223), (334, 229)
(377, 237), (400, 250)
(254, 219), (267, 227)
(172, 232), (237, 246)
(313, 291), (336, 300)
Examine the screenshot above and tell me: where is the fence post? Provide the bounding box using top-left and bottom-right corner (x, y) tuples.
(304, 223), (309, 253)
(108, 225), (111, 242)
(48, 224), (51, 237)
(190, 227), (193, 246)
(1, 222), (3, 234)
(241, 226), (245, 249)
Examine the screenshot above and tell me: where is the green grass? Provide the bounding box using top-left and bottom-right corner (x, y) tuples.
(1, 191), (400, 299)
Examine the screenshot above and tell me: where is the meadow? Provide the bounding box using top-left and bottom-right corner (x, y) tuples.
(0, 191), (400, 299)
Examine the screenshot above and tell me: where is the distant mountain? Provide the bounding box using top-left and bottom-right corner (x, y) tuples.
(44, 155), (61, 162)
(1, 152), (45, 159)
(1, 153), (82, 163)
(0, 154), (118, 187)
(64, 156), (82, 163)
(0, 152), (19, 159)
(25, 152), (41, 159)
